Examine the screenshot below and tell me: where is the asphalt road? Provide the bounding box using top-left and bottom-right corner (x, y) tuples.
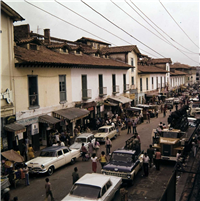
(9, 109), (175, 201)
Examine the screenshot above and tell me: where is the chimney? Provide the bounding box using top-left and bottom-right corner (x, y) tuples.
(44, 29), (50, 44)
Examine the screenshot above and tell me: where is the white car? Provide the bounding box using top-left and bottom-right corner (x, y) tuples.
(69, 133), (95, 151)
(94, 125), (117, 142)
(62, 173), (122, 201)
(26, 146), (80, 176)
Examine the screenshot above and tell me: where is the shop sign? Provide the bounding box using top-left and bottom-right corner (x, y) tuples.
(17, 116), (38, 126)
(88, 107), (94, 111)
(18, 132), (23, 140)
(31, 123), (39, 135)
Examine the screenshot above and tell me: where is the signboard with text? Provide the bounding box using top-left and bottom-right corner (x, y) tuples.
(31, 123), (39, 135)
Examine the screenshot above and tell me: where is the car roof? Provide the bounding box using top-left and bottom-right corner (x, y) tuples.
(76, 133), (94, 138)
(41, 146), (67, 152)
(113, 149), (136, 155)
(75, 173), (111, 187)
(99, 125), (113, 129)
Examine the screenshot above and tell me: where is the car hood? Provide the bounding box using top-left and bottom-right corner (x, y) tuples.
(62, 195), (96, 201)
(94, 132), (107, 137)
(103, 161), (134, 172)
(70, 143), (82, 150)
(26, 157), (55, 166)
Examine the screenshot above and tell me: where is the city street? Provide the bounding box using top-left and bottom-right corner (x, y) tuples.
(9, 110), (175, 201)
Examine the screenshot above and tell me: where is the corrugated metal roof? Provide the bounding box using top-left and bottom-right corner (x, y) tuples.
(107, 96), (132, 104)
(39, 115), (61, 124)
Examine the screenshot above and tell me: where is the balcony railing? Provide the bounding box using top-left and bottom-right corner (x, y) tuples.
(82, 89), (92, 100)
(123, 84), (130, 92)
(99, 87), (107, 97)
(112, 85), (119, 94)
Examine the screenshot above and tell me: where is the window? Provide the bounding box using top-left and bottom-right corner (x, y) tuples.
(82, 75), (87, 98)
(28, 75), (39, 108)
(76, 50), (81, 54)
(99, 74), (103, 95)
(30, 44), (37, 50)
(156, 77), (158, 89)
(59, 75), (66, 102)
(102, 185), (107, 196)
(63, 149), (69, 154)
(131, 76), (134, 85)
(57, 150), (63, 156)
(123, 74), (126, 91)
(106, 181), (112, 190)
(160, 77), (162, 89)
(131, 58), (134, 66)
(140, 78), (142, 92)
(164, 77), (166, 87)
(152, 77), (153, 85)
(146, 78), (148, 90)
(112, 74), (116, 93)
(95, 53), (99, 57)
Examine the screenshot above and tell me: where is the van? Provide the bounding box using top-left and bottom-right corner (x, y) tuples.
(189, 102), (200, 116)
(165, 98), (174, 109)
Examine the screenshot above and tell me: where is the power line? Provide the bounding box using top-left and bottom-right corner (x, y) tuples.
(24, 0), (115, 46)
(159, 0), (200, 50)
(54, 0), (158, 57)
(129, 0), (199, 55)
(110, 0), (199, 64)
(81, 0), (166, 58)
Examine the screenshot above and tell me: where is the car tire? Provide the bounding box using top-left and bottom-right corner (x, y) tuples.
(71, 158), (76, 165)
(47, 166), (54, 176)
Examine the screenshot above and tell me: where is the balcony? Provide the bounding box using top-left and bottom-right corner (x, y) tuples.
(82, 89), (92, 100)
(112, 85), (119, 94)
(99, 87), (107, 97)
(123, 84), (130, 92)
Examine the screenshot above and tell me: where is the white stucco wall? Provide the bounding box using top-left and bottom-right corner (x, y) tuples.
(71, 68), (129, 102)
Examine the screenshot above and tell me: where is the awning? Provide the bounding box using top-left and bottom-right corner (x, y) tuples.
(1, 149), (24, 162)
(39, 115), (61, 124)
(104, 102), (118, 106)
(53, 108), (90, 122)
(125, 107), (143, 112)
(4, 123), (26, 134)
(107, 96), (132, 104)
(82, 101), (96, 109)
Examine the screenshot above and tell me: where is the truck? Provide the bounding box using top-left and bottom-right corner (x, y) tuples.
(152, 105), (198, 161)
(101, 136), (143, 185)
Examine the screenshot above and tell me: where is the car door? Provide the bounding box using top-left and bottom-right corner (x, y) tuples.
(101, 181), (113, 201)
(63, 148), (71, 164)
(56, 150), (65, 168)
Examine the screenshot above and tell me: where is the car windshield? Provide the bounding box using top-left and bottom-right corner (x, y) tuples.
(70, 184), (101, 199)
(40, 151), (56, 157)
(98, 128), (108, 133)
(75, 138), (86, 143)
(111, 153), (134, 163)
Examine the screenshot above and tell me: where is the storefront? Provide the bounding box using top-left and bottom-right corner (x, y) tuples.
(39, 115), (61, 147)
(4, 123), (26, 153)
(52, 107), (90, 137)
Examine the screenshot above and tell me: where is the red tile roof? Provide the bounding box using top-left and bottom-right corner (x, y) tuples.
(171, 63), (191, 69)
(138, 65), (168, 73)
(151, 58), (172, 64)
(170, 70), (187, 76)
(101, 45), (140, 54)
(14, 45), (131, 69)
(76, 37), (110, 45)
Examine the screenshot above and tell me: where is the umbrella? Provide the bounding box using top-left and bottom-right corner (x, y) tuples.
(1, 149), (24, 163)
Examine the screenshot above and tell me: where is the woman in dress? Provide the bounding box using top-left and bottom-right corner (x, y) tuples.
(91, 153), (98, 173)
(88, 141), (94, 157)
(28, 144), (35, 160)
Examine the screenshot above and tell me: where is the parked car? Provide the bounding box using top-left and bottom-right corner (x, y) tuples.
(101, 149), (143, 185)
(174, 98), (181, 104)
(69, 133), (95, 151)
(61, 173), (122, 201)
(94, 125), (117, 142)
(26, 146), (80, 176)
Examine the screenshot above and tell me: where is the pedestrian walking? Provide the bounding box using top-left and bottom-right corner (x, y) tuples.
(132, 120), (137, 134)
(105, 137), (112, 155)
(98, 151), (107, 168)
(147, 112), (150, 123)
(23, 164), (29, 186)
(72, 167), (79, 184)
(154, 149), (161, 170)
(163, 107), (166, 117)
(91, 153), (98, 173)
(175, 104), (178, 111)
(147, 145), (154, 168)
(143, 153), (150, 176)
(88, 141), (94, 157)
(94, 140), (100, 155)
(28, 144), (35, 160)
(127, 120), (132, 134)
(80, 143), (88, 161)
(45, 178), (54, 201)
(174, 150), (185, 171)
